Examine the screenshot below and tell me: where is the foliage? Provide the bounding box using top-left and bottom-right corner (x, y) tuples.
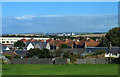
(63, 51), (70, 58)
(14, 55), (21, 58)
(14, 41), (25, 48)
(61, 44), (68, 48)
(105, 27), (120, 47)
(97, 36), (109, 47)
(18, 47), (23, 49)
(91, 50), (105, 56)
(70, 54), (81, 63)
(27, 48), (51, 58)
(4, 54), (12, 59)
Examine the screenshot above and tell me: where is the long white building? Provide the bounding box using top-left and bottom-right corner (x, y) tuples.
(0, 37), (49, 44)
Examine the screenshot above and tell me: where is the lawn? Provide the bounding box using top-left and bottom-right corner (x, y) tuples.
(2, 64), (118, 75)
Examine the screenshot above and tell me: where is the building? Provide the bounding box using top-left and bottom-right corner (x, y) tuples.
(25, 41), (50, 50)
(0, 37), (49, 45)
(85, 47), (120, 58)
(77, 37), (100, 48)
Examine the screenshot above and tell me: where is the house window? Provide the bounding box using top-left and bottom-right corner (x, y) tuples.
(2, 41), (5, 43)
(6, 41), (9, 43)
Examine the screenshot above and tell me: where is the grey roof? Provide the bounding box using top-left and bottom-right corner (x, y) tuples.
(0, 43), (7, 51)
(15, 50), (28, 57)
(56, 48), (85, 54)
(25, 41), (48, 50)
(85, 47), (120, 53)
(37, 42), (48, 50)
(25, 41), (36, 48)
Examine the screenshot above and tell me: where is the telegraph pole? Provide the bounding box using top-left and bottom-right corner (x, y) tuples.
(108, 42), (112, 63)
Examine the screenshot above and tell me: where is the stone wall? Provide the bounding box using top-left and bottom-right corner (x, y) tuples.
(76, 58), (108, 64)
(55, 58), (67, 64)
(11, 58), (53, 64)
(11, 58), (70, 64)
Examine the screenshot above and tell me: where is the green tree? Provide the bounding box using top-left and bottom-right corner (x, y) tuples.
(27, 48), (51, 58)
(105, 27), (120, 46)
(61, 44), (68, 48)
(14, 55), (21, 58)
(63, 51), (70, 58)
(91, 50), (105, 56)
(97, 36), (109, 47)
(14, 41), (25, 48)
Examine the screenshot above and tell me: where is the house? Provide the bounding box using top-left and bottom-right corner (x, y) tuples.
(55, 48), (84, 55)
(0, 43), (10, 51)
(77, 37), (100, 48)
(84, 47), (120, 58)
(49, 40), (63, 50)
(105, 47), (120, 58)
(3, 51), (16, 58)
(64, 39), (76, 48)
(25, 41), (50, 50)
(0, 37), (49, 45)
(15, 50), (28, 58)
(49, 39), (76, 50)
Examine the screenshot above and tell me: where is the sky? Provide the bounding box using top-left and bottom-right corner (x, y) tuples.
(2, 2), (118, 34)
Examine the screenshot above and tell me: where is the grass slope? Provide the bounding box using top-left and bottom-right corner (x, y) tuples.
(2, 64), (118, 75)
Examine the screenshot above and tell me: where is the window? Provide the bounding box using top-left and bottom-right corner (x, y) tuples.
(2, 41), (5, 43)
(6, 41), (9, 43)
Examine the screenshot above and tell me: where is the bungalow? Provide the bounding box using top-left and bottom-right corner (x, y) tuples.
(0, 43), (10, 51)
(84, 47), (120, 58)
(49, 39), (76, 50)
(64, 39), (76, 48)
(25, 41), (50, 50)
(77, 37), (100, 48)
(49, 40), (63, 50)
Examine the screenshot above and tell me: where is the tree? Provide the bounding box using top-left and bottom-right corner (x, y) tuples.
(27, 48), (51, 58)
(91, 50), (105, 56)
(14, 41), (25, 48)
(63, 51), (70, 58)
(61, 44), (68, 48)
(105, 27), (120, 47)
(97, 36), (109, 47)
(14, 55), (21, 58)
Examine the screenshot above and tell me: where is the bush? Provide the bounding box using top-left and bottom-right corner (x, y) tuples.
(91, 50), (105, 56)
(70, 54), (81, 64)
(61, 44), (68, 48)
(4, 54), (11, 59)
(27, 48), (51, 58)
(14, 55), (21, 58)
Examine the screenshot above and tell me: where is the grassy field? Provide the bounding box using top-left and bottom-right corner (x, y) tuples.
(2, 64), (118, 75)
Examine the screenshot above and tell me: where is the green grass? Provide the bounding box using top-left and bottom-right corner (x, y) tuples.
(2, 64), (118, 75)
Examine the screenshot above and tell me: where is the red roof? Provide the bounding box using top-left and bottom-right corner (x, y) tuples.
(85, 39), (100, 47)
(64, 40), (75, 47)
(78, 37), (100, 47)
(20, 39), (28, 42)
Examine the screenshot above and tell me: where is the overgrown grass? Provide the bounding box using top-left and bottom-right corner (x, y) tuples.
(2, 64), (118, 75)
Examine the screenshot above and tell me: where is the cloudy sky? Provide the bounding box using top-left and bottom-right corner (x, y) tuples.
(2, 2), (118, 34)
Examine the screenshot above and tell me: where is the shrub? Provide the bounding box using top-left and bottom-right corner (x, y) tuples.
(70, 54), (81, 64)
(14, 55), (21, 58)
(4, 54), (11, 59)
(91, 50), (105, 56)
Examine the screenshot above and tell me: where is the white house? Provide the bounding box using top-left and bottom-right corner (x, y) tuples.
(105, 53), (119, 58)
(27, 43), (35, 50)
(26, 41), (50, 50)
(0, 37), (49, 45)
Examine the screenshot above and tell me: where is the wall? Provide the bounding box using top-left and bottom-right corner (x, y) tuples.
(76, 58), (109, 64)
(11, 58), (70, 64)
(11, 58), (53, 64)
